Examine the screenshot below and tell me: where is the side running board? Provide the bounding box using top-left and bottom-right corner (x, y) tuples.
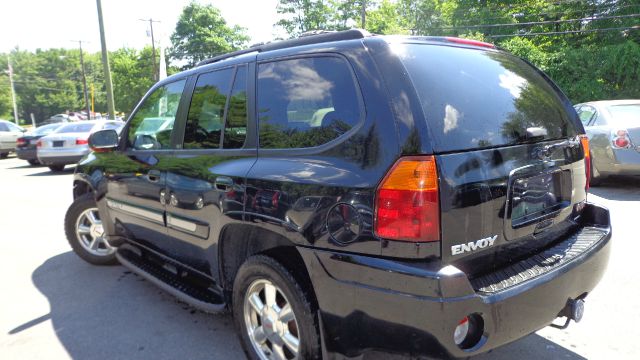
(116, 245), (226, 313)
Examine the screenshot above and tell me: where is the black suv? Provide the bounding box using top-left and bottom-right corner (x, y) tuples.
(64, 30), (611, 359)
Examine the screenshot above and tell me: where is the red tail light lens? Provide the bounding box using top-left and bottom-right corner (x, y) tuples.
(580, 135), (591, 190)
(76, 138), (89, 145)
(612, 129), (632, 149)
(271, 192), (279, 209)
(17, 138), (26, 145)
(375, 156), (440, 242)
(36, 140), (43, 148)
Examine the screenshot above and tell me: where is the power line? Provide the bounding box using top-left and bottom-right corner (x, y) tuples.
(433, 13), (640, 31)
(486, 25), (639, 38)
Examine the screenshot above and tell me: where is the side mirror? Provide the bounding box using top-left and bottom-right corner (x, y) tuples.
(89, 129), (119, 153)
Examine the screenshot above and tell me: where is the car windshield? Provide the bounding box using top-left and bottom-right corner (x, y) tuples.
(399, 43), (578, 152)
(607, 104), (640, 127)
(32, 124), (61, 136)
(55, 123), (95, 134)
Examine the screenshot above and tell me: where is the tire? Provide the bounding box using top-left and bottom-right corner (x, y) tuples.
(0, 152), (8, 159)
(27, 159), (39, 166)
(49, 164), (65, 172)
(64, 193), (118, 265)
(233, 255), (320, 360)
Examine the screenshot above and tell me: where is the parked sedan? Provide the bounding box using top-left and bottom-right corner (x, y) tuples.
(575, 100), (640, 185)
(37, 120), (123, 171)
(0, 119), (26, 158)
(16, 123), (64, 165)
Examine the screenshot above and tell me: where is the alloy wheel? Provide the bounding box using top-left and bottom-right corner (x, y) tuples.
(244, 279), (301, 360)
(75, 208), (114, 256)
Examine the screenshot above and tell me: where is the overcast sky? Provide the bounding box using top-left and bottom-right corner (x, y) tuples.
(0, 0), (283, 53)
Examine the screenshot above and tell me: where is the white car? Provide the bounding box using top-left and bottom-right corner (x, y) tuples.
(37, 120), (123, 171)
(0, 119), (26, 158)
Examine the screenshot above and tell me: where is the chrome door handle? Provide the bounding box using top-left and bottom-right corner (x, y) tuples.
(215, 176), (233, 191)
(147, 170), (161, 182)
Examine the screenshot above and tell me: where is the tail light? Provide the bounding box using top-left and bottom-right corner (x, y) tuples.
(76, 138), (89, 145)
(36, 140), (43, 148)
(611, 129), (632, 149)
(375, 156), (440, 242)
(16, 138), (26, 146)
(579, 135), (591, 190)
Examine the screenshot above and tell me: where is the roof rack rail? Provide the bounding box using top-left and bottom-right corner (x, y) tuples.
(195, 28), (370, 67)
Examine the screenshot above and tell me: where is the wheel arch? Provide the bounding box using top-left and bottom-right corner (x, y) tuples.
(73, 179), (94, 199)
(218, 224), (317, 309)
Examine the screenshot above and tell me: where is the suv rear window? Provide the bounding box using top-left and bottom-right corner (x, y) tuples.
(399, 44), (578, 152)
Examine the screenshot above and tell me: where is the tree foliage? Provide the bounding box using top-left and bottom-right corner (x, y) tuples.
(169, 2), (249, 69)
(275, 0), (640, 103)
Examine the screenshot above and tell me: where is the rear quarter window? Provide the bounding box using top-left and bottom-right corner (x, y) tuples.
(399, 44), (578, 152)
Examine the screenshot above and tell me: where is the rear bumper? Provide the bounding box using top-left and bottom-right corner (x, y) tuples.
(299, 203), (611, 359)
(38, 148), (88, 165)
(16, 147), (37, 161)
(601, 148), (640, 175)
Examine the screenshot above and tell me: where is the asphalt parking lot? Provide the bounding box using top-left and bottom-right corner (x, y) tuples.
(1, 155), (639, 360)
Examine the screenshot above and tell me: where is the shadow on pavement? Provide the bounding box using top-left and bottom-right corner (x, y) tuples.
(9, 164), (43, 169)
(17, 252), (588, 360)
(589, 176), (640, 202)
(15, 252), (242, 359)
(25, 167), (76, 176)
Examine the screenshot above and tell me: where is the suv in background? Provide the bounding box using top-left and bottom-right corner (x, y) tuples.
(65, 30), (611, 359)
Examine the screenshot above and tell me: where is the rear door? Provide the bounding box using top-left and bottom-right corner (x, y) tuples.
(160, 63), (256, 274)
(399, 44), (585, 274)
(103, 79), (187, 253)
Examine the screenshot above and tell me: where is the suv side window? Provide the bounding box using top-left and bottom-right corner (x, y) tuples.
(127, 80), (186, 150)
(577, 105), (596, 126)
(224, 66), (248, 149)
(184, 68), (234, 149)
(257, 56), (361, 149)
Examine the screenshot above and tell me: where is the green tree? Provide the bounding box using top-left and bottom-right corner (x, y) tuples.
(110, 47), (156, 114)
(169, 2), (249, 69)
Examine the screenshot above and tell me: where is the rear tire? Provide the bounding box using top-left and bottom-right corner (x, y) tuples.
(27, 159), (39, 166)
(0, 152), (8, 159)
(64, 193), (117, 265)
(233, 255), (320, 360)
(48, 164), (65, 172)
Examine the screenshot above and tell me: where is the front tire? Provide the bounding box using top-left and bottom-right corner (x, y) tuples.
(233, 255), (320, 360)
(49, 164), (65, 172)
(64, 193), (117, 265)
(0, 152), (8, 159)
(27, 159), (39, 166)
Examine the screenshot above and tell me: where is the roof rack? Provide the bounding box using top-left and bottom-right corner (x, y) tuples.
(195, 29), (371, 67)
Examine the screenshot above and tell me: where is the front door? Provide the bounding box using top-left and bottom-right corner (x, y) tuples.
(103, 79), (187, 253)
(161, 64), (256, 275)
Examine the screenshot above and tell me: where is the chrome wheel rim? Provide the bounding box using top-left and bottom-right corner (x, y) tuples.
(75, 208), (114, 256)
(244, 279), (300, 360)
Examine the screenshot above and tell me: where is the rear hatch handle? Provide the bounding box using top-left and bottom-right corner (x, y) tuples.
(535, 137), (580, 159)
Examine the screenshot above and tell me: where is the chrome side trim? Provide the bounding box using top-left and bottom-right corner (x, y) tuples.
(167, 214), (198, 232)
(106, 199), (164, 224)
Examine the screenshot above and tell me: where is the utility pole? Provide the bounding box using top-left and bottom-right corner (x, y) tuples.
(7, 59), (19, 125)
(72, 40), (91, 120)
(361, 0), (366, 29)
(139, 18), (160, 82)
(96, 0), (116, 119)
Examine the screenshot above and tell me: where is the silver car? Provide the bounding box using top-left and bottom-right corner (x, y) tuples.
(37, 120), (123, 172)
(574, 100), (640, 185)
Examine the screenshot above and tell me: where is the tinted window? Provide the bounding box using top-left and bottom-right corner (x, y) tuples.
(6, 122), (23, 132)
(184, 68), (233, 149)
(224, 66), (248, 149)
(258, 57), (361, 149)
(56, 123), (95, 133)
(577, 105), (596, 126)
(128, 80), (186, 150)
(400, 44), (578, 152)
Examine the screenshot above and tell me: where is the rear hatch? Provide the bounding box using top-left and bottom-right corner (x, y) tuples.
(399, 43), (587, 275)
